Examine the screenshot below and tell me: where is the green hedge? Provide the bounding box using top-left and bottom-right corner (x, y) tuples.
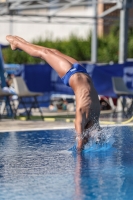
(2, 25), (133, 64)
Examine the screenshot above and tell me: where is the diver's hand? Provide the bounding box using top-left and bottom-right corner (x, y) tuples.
(77, 139), (84, 151)
(76, 135), (89, 152)
(76, 135), (84, 152)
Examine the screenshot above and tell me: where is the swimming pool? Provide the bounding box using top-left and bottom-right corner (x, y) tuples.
(0, 126), (133, 200)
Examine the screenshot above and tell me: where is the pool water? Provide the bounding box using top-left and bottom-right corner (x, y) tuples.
(0, 126), (133, 200)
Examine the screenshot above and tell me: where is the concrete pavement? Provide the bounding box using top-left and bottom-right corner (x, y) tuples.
(0, 119), (74, 132)
(0, 109), (133, 132)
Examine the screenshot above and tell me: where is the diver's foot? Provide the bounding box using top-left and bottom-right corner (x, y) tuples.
(14, 36), (27, 44)
(6, 35), (19, 50)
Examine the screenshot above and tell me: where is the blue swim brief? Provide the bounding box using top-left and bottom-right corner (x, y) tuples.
(61, 63), (88, 86)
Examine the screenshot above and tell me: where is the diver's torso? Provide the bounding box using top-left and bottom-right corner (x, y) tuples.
(70, 73), (100, 122)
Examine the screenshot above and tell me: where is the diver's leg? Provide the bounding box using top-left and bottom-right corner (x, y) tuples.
(6, 35), (72, 77)
(14, 35), (79, 64)
(48, 48), (79, 64)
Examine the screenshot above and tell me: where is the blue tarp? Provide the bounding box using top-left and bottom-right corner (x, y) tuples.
(4, 62), (133, 98)
(92, 62), (133, 97)
(0, 44), (9, 49)
(4, 64), (24, 76)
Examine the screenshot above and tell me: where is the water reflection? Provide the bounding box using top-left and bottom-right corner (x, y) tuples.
(0, 126), (133, 200)
(73, 126), (133, 200)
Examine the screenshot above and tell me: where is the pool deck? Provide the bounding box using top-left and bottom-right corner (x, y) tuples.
(0, 109), (133, 132)
(0, 119), (75, 132)
(0, 110), (75, 132)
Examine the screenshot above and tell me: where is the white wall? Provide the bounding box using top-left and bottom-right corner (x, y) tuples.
(0, 6), (93, 44)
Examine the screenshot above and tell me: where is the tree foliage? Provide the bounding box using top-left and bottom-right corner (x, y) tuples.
(2, 25), (133, 64)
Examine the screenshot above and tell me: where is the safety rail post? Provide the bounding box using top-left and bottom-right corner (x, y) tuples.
(91, 0), (97, 64)
(118, 0), (130, 64)
(0, 45), (6, 87)
(0, 45), (13, 117)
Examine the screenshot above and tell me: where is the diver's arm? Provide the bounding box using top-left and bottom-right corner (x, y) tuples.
(75, 112), (84, 151)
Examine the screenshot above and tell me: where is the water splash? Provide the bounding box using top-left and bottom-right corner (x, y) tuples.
(69, 125), (116, 153)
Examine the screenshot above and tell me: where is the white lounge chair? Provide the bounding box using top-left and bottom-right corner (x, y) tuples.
(13, 76), (44, 120)
(112, 77), (133, 115)
(112, 77), (133, 96)
(0, 86), (13, 119)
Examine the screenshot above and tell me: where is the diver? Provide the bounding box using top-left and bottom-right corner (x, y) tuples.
(6, 35), (101, 151)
